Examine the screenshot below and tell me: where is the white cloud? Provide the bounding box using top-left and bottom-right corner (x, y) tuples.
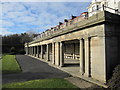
(1, 0), (91, 2)
(1, 2), (90, 34)
(15, 16), (36, 23)
(0, 28), (13, 35)
(0, 20), (14, 27)
(25, 3), (73, 27)
(4, 11), (29, 19)
(1, 2), (26, 13)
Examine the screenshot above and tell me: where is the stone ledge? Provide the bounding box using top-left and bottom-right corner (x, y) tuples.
(28, 11), (120, 45)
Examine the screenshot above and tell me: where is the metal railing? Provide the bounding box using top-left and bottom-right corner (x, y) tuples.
(88, 5), (120, 16)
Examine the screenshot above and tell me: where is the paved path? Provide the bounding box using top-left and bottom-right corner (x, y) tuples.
(2, 55), (70, 84)
(65, 77), (99, 89)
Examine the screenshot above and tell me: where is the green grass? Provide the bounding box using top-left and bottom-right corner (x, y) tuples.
(3, 78), (78, 88)
(2, 55), (21, 73)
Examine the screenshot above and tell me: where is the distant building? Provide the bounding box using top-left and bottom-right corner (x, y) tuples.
(88, 0), (120, 17)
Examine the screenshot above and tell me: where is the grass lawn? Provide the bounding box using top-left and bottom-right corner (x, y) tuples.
(2, 55), (21, 73)
(2, 78), (78, 88)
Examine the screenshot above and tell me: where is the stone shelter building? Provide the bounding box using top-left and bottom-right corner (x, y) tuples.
(25, 0), (120, 86)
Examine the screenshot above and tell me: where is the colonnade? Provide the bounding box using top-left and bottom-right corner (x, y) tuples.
(24, 11), (120, 84)
(25, 37), (92, 77)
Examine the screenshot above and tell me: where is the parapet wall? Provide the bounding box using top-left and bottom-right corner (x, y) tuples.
(27, 11), (106, 45)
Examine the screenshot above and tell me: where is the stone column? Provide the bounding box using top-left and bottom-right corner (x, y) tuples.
(32, 47), (33, 55)
(29, 47), (31, 55)
(37, 46), (39, 58)
(27, 47), (29, 55)
(52, 43), (55, 64)
(28, 47), (30, 55)
(60, 42), (64, 67)
(46, 44), (49, 61)
(25, 47), (27, 55)
(28, 47), (29, 55)
(84, 37), (91, 77)
(41, 45), (43, 59)
(32, 47), (33, 56)
(31, 47), (33, 55)
(73, 43), (75, 59)
(80, 39), (84, 75)
(33, 47), (34, 56)
(30, 47), (32, 55)
(34, 46), (36, 57)
(55, 42), (60, 66)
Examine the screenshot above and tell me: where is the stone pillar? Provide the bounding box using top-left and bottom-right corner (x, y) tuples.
(26, 47), (28, 55)
(80, 39), (84, 75)
(31, 47), (32, 55)
(32, 47), (34, 56)
(30, 47), (31, 55)
(28, 47), (29, 55)
(25, 47), (28, 55)
(37, 46), (39, 58)
(84, 37), (91, 77)
(55, 42), (60, 66)
(31, 47), (33, 55)
(25, 47), (27, 55)
(41, 45), (43, 59)
(28, 47), (30, 55)
(34, 46), (36, 56)
(27, 47), (29, 55)
(33, 46), (34, 56)
(52, 43), (55, 64)
(73, 43), (75, 59)
(30, 47), (32, 55)
(32, 47), (33, 55)
(60, 42), (64, 67)
(46, 44), (49, 61)
(29, 47), (30, 55)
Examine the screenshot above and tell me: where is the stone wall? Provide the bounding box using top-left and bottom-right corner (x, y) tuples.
(90, 36), (106, 82)
(25, 11), (120, 84)
(105, 19), (120, 80)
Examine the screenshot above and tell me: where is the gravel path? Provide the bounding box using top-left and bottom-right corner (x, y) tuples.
(2, 55), (70, 84)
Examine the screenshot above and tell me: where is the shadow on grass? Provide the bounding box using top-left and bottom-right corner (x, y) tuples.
(2, 78), (79, 89)
(2, 70), (21, 74)
(2, 71), (70, 84)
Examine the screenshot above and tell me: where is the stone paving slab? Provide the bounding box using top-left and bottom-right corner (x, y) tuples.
(65, 77), (99, 89)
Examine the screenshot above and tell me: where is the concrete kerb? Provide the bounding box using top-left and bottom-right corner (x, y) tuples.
(26, 55), (108, 88)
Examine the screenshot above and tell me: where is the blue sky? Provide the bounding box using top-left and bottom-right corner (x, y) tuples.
(1, 1), (91, 35)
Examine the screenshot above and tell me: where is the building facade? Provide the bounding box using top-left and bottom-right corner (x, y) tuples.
(88, 0), (120, 17)
(25, 1), (120, 86)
